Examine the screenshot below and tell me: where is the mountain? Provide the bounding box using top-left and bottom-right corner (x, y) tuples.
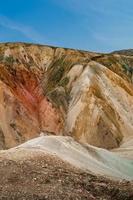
(112, 49), (133, 56)
(0, 43), (133, 199)
(0, 42), (133, 150)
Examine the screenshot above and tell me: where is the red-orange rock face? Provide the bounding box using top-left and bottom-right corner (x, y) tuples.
(0, 42), (133, 149)
(0, 80), (40, 149)
(0, 44), (66, 148)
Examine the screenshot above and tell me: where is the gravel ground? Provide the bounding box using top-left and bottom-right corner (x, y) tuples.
(0, 149), (133, 200)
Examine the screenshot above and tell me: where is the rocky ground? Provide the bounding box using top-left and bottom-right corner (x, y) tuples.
(0, 149), (133, 200)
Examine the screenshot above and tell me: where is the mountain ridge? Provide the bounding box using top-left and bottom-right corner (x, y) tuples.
(0, 42), (133, 150)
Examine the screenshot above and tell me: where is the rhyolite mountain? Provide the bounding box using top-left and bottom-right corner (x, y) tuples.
(0, 43), (133, 199)
(0, 42), (133, 150)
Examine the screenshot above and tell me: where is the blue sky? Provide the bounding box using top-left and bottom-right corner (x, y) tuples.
(0, 0), (133, 52)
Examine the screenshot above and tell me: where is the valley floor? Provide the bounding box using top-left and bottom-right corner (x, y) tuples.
(0, 147), (133, 200)
(0, 150), (133, 200)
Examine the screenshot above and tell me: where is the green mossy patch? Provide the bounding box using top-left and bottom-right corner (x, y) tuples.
(0, 54), (4, 62)
(59, 77), (69, 87)
(47, 87), (69, 112)
(51, 66), (65, 83)
(0, 54), (15, 65)
(4, 55), (15, 65)
(120, 58), (133, 78)
(43, 56), (72, 95)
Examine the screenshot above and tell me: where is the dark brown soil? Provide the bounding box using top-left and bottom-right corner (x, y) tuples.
(0, 149), (133, 200)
